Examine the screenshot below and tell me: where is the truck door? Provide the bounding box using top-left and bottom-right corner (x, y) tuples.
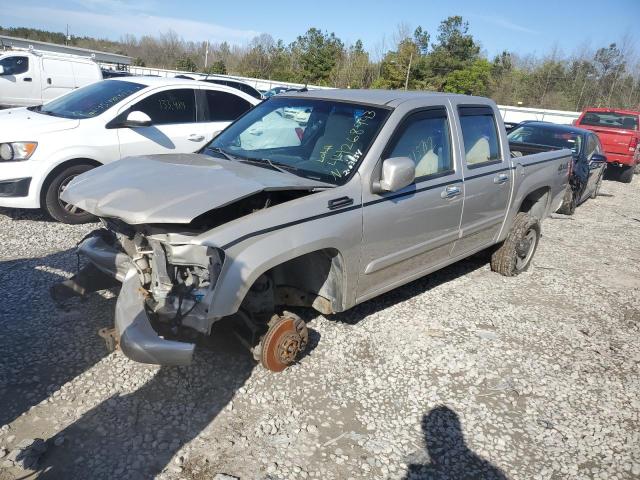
(584, 134), (604, 197)
(116, 87), (201, 158)
(0, 54), (40, 107)
(358, 106), (464, 301)
(41, 58), (76, 102)
(451, 105), (512, 256)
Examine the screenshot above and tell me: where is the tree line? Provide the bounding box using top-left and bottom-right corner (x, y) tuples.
(2, 17), (639, 111)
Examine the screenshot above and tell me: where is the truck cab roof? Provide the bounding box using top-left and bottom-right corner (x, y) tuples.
(279, 88), (495, 108)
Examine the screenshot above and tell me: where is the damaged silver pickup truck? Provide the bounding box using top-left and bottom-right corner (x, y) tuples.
(53, 90), (571, 371)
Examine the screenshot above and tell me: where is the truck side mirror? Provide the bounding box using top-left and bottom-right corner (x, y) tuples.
(590, 153), (607, 163)
(373, 157), (415, 193)
(123, 110), (152, 128)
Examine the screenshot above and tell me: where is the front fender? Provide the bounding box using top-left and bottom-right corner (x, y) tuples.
(207, 209), (362, 318)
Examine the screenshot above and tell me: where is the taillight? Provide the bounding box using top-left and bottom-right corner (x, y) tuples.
(629, 136), (638, 153)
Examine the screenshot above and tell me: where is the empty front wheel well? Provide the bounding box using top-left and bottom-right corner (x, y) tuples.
(242, 248), (346, 316)
(518, 187), (550, 220)
(40, 159), (102, 205)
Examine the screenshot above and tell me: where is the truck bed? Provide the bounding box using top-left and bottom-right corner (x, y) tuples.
(509, 141), (560, 157)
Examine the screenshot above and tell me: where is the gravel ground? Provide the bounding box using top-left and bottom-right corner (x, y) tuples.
(0, 177), (639, 480)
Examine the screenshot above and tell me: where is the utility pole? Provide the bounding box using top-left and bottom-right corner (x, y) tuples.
(404, 51), (413, 91)
(204, 41), (209, 69)
(65, 24), (70, 46)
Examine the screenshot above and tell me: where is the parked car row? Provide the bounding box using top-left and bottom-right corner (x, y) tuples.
(508, 121), (607, 215)
(504, 107), (639, 216)
(0, 71), (633, 373)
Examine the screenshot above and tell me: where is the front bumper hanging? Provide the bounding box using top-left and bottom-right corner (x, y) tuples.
(116, 268), (195, 366)
(51, 232), (196, 366)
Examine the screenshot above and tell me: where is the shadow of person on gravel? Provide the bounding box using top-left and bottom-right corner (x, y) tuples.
(0, 249), (113, 427)
(35, 317), (256, 480)
(323, 254), (488, 326)
(404, 406), (507, 480)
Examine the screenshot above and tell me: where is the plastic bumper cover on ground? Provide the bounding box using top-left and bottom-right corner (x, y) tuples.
(116, 268), (195, 366)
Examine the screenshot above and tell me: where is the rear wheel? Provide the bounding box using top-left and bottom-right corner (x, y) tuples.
(490, 212), (541, 277)
(43, 163), (97, 224)
(618, 165), (634, 183)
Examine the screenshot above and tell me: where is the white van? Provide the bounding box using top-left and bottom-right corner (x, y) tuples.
(0, 49), (103, 107)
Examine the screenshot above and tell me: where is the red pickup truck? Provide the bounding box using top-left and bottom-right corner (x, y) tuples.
(574, 108), (640, 183)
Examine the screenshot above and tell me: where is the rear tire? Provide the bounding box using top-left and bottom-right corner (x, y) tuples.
(43, 163), (97, 224)
(557, 187), (576, 215)
(618, 165), (634, 183)
(490, 212), (541, 277)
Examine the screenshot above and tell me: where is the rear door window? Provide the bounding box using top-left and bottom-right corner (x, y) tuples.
(458, 106), (501, 167)
(203, 90), (252, 121)
(386, 108), (453, 180)
(133, 88), (196, 125)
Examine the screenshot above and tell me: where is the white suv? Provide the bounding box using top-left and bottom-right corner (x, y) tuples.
(0, 77), (259, 223)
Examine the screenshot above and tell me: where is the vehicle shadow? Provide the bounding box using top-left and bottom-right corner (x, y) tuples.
(0, 206), (54, 222)
(0, 249), (112, 426)
(404, 406), (508, 480)
(36, 317), (256, 479)
(325, 253), (488, 326)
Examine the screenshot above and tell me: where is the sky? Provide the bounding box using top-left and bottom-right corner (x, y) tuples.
(0, 0), (638, 59)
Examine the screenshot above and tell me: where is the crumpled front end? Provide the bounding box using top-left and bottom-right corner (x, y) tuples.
(53, 226), (223, 366)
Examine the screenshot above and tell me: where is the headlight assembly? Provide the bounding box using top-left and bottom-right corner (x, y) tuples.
(0, 142), (38, 161)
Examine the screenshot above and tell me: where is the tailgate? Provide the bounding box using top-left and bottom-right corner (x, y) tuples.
(584, 126), (635, 156)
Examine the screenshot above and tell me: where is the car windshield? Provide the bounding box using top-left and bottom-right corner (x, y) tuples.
(204, 97), (390, 185)
(29, 80), (145, 119)
(580, 111), (638, 130)
(508, 125), (583, 154)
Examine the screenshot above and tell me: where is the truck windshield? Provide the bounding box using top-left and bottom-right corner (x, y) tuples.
(29, 80), (145, 119)
(204, 97), (390, 185)
(508, 125), (583, 154)
(580, 111), (638, 130)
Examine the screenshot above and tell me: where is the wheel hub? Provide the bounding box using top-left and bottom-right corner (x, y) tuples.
(260, 315), (308, 372)
(515, 228), (537, 270)
(58, 175), (85, 215)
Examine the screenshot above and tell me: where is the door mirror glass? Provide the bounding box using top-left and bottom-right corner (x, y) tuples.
(377, 157), (415, 192)
(0, 65), (4, 75)
(590, 153), (607, 164)
(125, 110), (152, 127)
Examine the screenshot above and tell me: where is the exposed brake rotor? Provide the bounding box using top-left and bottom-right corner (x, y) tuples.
(259, 313), (308, 372)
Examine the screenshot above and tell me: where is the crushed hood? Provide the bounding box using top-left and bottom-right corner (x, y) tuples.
(62, 154), (331, 224)
(0, 108), (79, 139)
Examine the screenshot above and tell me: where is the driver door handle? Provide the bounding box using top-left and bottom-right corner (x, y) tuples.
(493, 173), (509, 184)
(188, 134), (205, 142)
(441, 185), (461, 199)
